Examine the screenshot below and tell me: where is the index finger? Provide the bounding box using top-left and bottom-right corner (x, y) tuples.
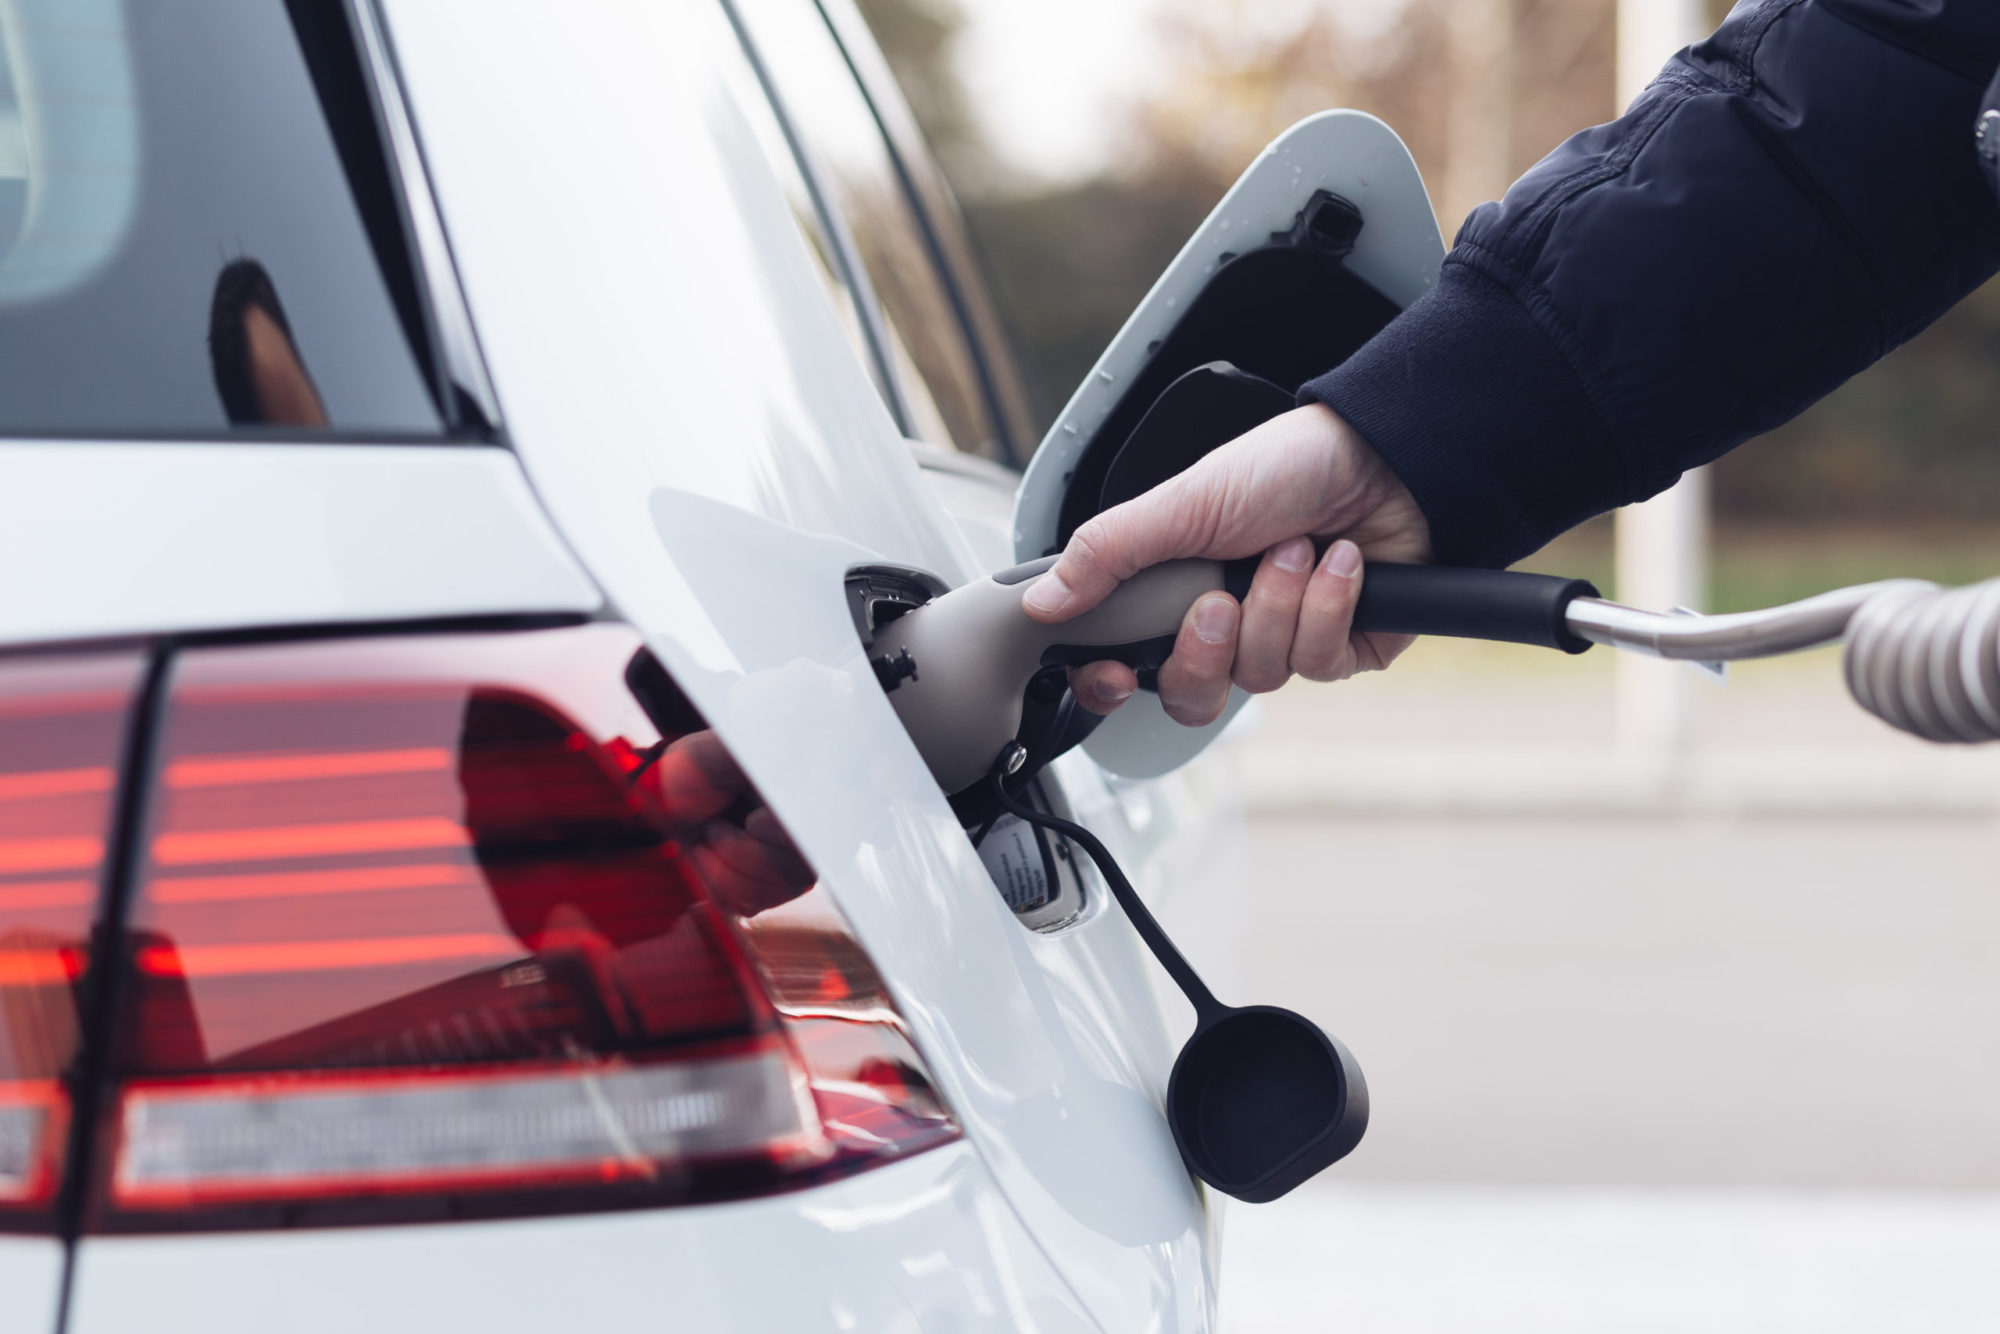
(1022, 484), (1203, 624)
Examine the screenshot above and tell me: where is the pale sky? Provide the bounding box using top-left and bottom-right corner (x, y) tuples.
(953, 0), (1171, 182)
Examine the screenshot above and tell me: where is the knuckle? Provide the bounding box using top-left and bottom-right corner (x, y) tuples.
(1163, 693), (1226, 727)
(1068, 513), (1136, 582)
(1233, 662), (1290, 694)
(1062, 523), (1111, 580)
(1290, 646), (1345, 683)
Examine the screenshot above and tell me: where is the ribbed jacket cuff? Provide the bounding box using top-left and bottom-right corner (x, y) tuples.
(1297, 260), (1626, 568)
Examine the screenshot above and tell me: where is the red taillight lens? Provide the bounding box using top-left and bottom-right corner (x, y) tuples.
(0, 653), (144, 1233)
(93, 626), (955, 1230)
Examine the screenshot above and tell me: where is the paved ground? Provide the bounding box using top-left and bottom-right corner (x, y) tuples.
(1219, 1181), (2000, 1333)
(1193, 652), (2000, 1328)
(1237, 643), (2000, 814)
(1237, 812), (2000, 1189)
(1207, 810), (2000, 1331)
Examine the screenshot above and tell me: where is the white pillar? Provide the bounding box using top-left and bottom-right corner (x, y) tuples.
(1617, 0), (1707, 118)
(1613, 0), (1710, 760)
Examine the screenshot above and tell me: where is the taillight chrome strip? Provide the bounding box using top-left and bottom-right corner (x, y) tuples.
(113, 1040), (823, 1207)
(0, 1083), (65, 1204)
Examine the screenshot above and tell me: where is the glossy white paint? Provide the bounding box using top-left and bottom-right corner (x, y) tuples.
(67, 1145), (1099, 1334)
(377, 1), (1219, 1327)
(0, 1239), (61, 1334)
(0, 442), (600, 646)
(908, 440), (1020, 572)
(1014, 110), (1446, 783)
(27, 2), (1301, 1328)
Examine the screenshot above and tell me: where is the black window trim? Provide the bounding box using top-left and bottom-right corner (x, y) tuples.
(346, 0), (502, 437)
(811, 0), (1037, 468)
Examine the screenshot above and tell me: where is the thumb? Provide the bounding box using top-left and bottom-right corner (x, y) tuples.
(1022, 485), (1201, 623)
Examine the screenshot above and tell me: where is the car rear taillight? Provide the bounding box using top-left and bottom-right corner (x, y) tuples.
(83, 625), (954, 1230)
(0, 653), (145, 1234)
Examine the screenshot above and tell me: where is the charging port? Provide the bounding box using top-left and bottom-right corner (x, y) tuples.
(846, 565), (948, 648)
(973, 780), (1086, 932)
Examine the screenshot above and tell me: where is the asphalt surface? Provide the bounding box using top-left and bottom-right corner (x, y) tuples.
(1239, 812), (2000, 1189)
(1216, 810), (2000, 1331)
(1219, 1180), (2000, 1333)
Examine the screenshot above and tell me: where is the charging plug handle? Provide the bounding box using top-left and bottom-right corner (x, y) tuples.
(1338, 562), (1599, 654)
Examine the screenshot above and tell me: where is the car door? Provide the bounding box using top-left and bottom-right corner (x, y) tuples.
(379, 5), (1219, 1330)
(724, 0), (1031, 573)
(380, 5), (1441, 1330)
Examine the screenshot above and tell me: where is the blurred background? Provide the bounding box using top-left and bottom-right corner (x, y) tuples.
(854, 1), (2000, 1330)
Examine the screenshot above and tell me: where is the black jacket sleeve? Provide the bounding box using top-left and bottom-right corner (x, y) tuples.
(1299, 0), (2000, 568)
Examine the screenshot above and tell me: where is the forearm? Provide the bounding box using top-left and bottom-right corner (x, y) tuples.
(1303, 0), (2000, 568)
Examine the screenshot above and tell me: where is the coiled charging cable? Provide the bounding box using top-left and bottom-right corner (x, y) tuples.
(1843, 579), (2000, 742)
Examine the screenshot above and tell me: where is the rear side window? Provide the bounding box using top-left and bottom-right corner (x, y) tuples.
(732, 0), (1003, 461)
(0, 0), (440, 436)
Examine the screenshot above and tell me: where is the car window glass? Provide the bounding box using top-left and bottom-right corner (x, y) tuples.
(0, 0), (439, 436)
(879, 312), (954, 445)
(732, 0), (1002, 460)
(715, 23), (885, 404)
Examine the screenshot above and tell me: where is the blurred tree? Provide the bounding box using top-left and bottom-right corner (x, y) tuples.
(960, 173), (1221, 427)
(937, 0), (1614, 425)
(852, 0), (987, 184)
(1125, 0), (1612, 232)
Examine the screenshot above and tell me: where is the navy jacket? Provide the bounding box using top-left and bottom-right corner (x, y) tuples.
(1301, 0), (2000, 568)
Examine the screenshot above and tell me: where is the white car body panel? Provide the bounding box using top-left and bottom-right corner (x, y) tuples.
(0, 442), (601, 647)
(0, 1241), (61, 1333)
(370, 2), (1214, 1330)
(908, 441), (1021, 572)
(1013, 110), (1446, 782)
(18, 4), (1394, 1330)
(67, 1146), (1097, 1334)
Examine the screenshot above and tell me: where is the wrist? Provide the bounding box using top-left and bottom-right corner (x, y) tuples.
(1302, 404), (1434, 564)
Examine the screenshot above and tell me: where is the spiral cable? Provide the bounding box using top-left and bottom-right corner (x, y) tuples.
(1843, 577), (2000, 742)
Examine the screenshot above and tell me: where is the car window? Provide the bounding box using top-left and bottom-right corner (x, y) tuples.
(731, 0), (1004, 461)
(0, 0), (440, 436)
(714, 4), (898, 419)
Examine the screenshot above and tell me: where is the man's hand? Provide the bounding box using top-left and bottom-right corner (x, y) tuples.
(1022, 403), (1431, 725)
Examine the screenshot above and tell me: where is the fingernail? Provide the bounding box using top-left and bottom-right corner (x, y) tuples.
(1023, 571), (1072, 617)
(1327, 540), (1362, 578)
(1095, 679), (1134, 705)
(1194, 596), (1238, 644)
(1273, 537), (1314, 573)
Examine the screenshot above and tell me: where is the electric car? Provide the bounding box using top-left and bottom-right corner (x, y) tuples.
(0, 1), (1439, 1329)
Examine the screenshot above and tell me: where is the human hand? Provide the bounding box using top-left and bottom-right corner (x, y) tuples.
(1021, 403), (1431, 725)
(649, 730), (816, 916)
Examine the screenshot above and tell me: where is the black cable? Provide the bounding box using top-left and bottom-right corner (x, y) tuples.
(986, 751), (1221, 1017)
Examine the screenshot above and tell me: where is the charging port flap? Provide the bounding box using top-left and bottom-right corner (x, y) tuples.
(1010, 111), (1444, 781)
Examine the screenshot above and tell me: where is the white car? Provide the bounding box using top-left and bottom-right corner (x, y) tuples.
(0, 2), (1439, 1330)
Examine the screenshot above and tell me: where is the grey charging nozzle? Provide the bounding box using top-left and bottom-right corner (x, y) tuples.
(872, 557), (1602, 797)
(869, 558), (1235, 796)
